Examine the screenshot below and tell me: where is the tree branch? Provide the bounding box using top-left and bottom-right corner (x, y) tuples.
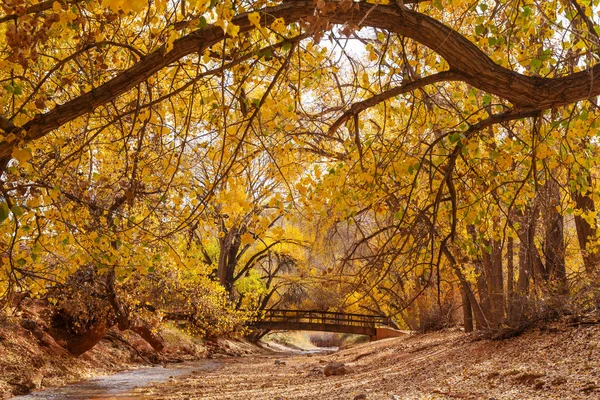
(328, 70), (465, 135)
(2, 0), (599, 161)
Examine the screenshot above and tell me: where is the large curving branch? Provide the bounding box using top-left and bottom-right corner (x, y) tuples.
(2, 0), (600, 160)
(327, 70), (465, 134)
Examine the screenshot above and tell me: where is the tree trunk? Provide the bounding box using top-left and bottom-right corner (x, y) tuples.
(478, 236), (505, 325)
(217, 233), (231, 290)
(130, 320), (165, 352)
(106, 269), (164, 353)
(225, 234), (242, 296)
(572, 174), (599, 273)
(461, 286), (474, 333)
(467, 225), (495, 325)
(62, 320), (113, 357)
(542, 179), (567, 293)
(217, 224), (243, 296)
(507, 236), (516, 323)
(515, 206), (537, 322)
(490, 238), (505, 324)
(479, 241), (495, 324)
(517, 206), (538, 294)
(441, 243), (489, 329)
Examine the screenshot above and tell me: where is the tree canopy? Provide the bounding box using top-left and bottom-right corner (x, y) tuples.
(2, 0), (600, 344)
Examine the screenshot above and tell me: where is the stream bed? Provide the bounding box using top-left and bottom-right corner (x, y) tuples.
(12, 360), (221, 400)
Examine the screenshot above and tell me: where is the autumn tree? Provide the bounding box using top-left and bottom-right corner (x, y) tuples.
(2, 0), (600, 348)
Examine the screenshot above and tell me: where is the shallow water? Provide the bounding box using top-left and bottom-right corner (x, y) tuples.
(301, 346), (339, 354)
(12, 360), (220, 400)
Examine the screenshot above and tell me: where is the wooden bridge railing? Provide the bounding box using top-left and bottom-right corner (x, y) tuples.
(253, 309), (392, 329)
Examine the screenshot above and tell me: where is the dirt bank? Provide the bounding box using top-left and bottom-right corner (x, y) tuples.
(0, 312), (263, 399)
(135, 319), (600, 399)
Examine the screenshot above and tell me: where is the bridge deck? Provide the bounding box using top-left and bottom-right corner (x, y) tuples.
(250, 309), (392, 337)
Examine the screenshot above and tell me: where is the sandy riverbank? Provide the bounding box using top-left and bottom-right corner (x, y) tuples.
(135, 319), (600, 399)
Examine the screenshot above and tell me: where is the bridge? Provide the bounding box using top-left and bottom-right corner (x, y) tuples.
(250, 309), (402, 340)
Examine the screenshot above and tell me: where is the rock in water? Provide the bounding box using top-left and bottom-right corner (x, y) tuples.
(323, 362), (354, 376)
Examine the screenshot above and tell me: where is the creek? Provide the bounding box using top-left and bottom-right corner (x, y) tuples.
(12, 360), (221, 400)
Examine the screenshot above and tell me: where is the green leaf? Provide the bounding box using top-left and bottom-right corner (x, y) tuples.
(408, 163), (420, 174)
(198, 16), (207, 28)
(281, 41), (292, 51)
(11, 206), (23, 216)
(258, 48), (272, 60)
(540, 49), (553, 61)
(0, 203), (8, 223)
(483, 94), (492, 106)
(475, 24), (485, 36)
(449, 133), (463, 143)
(530, 58), (542, 69)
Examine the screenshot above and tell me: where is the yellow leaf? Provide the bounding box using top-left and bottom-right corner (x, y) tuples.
(166, 31), (178, 53)
(271, 17), (285, 33)
(241, 232), (254, 246)
(271, 226), (284, 240)
(248, 12), (261, 28)
(228, 23), (240, 37)
(12, 147), (32, 164)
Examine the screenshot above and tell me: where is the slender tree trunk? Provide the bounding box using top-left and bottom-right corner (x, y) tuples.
(517, 205), (538, 294)
(461, 286), (474, 333)
(475, 262), (493, 325)
(572, 174), (599, 273)
(467, 225), (495, 325)
(543, 179), (567, 293)
(515, 206), (538, 323)
(507, 236), (516, 323)
(225, 234), (242, 296)
(217, 234), (230, 289)
(441, 243), (489, 329)
(491, 238), (505, 323)
(479, 240), (496, 324)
